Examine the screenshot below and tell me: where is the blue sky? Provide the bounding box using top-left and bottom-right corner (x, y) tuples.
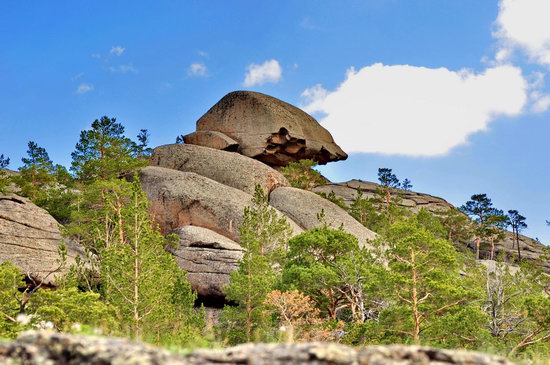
(1, 1), (549, 243)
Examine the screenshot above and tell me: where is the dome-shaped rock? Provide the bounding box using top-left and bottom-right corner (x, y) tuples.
(183, 91), (348, 166)
(151, 144), (289, 195)
(0, 194), (83, 285)
(269, 187), (377, 246)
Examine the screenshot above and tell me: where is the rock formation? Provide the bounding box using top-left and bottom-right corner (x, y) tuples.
(169, 226), (243, 299)
(151, 143), (289, 195)
(138, 166), (302, 242)
(0, 194), (82, 285)
(313, 179), (452, 213)
(0, 331), (513, 365)
(270, 187), (377, 246)
(314, 180), (549, 272)
(183, 91), (347, 166)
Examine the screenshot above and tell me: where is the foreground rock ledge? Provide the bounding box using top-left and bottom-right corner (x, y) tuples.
(0, 331), (512, 365)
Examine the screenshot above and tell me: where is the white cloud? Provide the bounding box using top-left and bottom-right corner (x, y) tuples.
(76, 83), (94, 94)
(109, 64), (137, 73)
(197, 50), (208, 57)
(71, 72), (84, 81)
(495, 0), (550, 66)
(302, 64), (528, 156)
(243, 59), (282, 87)
(188, 62), (208, 77)
(110, 46), (125, 56)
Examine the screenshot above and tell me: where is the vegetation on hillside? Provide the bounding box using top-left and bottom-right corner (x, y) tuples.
(0, 118), (548, 362)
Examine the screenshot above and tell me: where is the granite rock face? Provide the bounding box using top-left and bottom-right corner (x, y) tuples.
(270, 187), (377, 246)
(169, 226), (243, 299)
(0, 194), (82, 285)
(183, 91), (347, 167)
(151, 144), (289, 195)
(138, 166), (302, 242)
(0, 331), (513, 365)
(313, 179), (452, 213)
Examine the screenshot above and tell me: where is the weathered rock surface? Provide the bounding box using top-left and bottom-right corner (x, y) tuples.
(0, 331), (513, 365)
(169, 226), (243, 299)
(151, 144), (289, 195)
(139, 166), (302, 242)
(0, 194), (82, 285)
(313, 180), (452, 213)
(183, 91), (347, 166)
(314, 180), (549, 272)
(270, 187), (377, 246)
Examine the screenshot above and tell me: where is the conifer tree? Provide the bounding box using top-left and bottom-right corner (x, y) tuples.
(71, 116), (145, 181)
(460, 194), (506, 259)
(136, 129), (153, 158)
(401, 178), (413, 191)
(0, 154), (10, 193)
(507, 210), (527, 261)
(0, 154), (10, 170)
(100, 176), (201, 344)
(12, 142), (75, 223)
(379, 216), (485, 345)
(219, 185), (292, 344)
(282, 226), (383, 323)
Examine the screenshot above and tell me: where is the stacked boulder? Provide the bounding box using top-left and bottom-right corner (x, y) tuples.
(146, 91), (376, 302)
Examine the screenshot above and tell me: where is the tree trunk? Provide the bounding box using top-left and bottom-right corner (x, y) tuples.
(515, 230), (522, 261)
(475, 237), (481, 260)
(410, 249), (421, 343)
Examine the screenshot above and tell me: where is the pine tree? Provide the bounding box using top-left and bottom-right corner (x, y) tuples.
(282, 226), (384, 324)
(0, 154), (9, 170)
(12, 142), (75, 223)
(100, 176), (201, 344)
(379, 216), (486, 345)
(71, 116), (145, 181)
(377, 168), (401, 209)
(506, 210), (527, 261)
(0, 154), (10, 193)
(460, 194), (506, 260)
(219, 185), (292, 344)
(401, 178), (413, 191)
(136, 129), (153, 158)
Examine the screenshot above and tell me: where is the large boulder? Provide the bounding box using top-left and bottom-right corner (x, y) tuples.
(183, 91), (348, 167)
(0, 331), (513, 365)
(138, 166), (302, 242)
(151, 144), (289, 195)
(269, 187), (377, 246)
(169, 226), (243, 300)
(0, 194), (82, 285)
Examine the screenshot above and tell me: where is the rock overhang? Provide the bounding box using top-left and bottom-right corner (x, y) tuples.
(183, 91), (348, 167)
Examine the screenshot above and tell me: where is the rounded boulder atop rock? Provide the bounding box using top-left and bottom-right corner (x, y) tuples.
(183, 91), (348, 167)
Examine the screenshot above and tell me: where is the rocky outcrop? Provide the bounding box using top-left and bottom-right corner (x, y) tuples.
(139, 166), (302, 242)
(0, 331), (513, 365)
(313, 180), (452, 213)
(270, 187), (377, 246)
(169, 226), (243, 299)
(0, 194), (82, 285)
(151, 144), (289, 195)
(183, 91), (347, 167)
(314, 180), (549, 272)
